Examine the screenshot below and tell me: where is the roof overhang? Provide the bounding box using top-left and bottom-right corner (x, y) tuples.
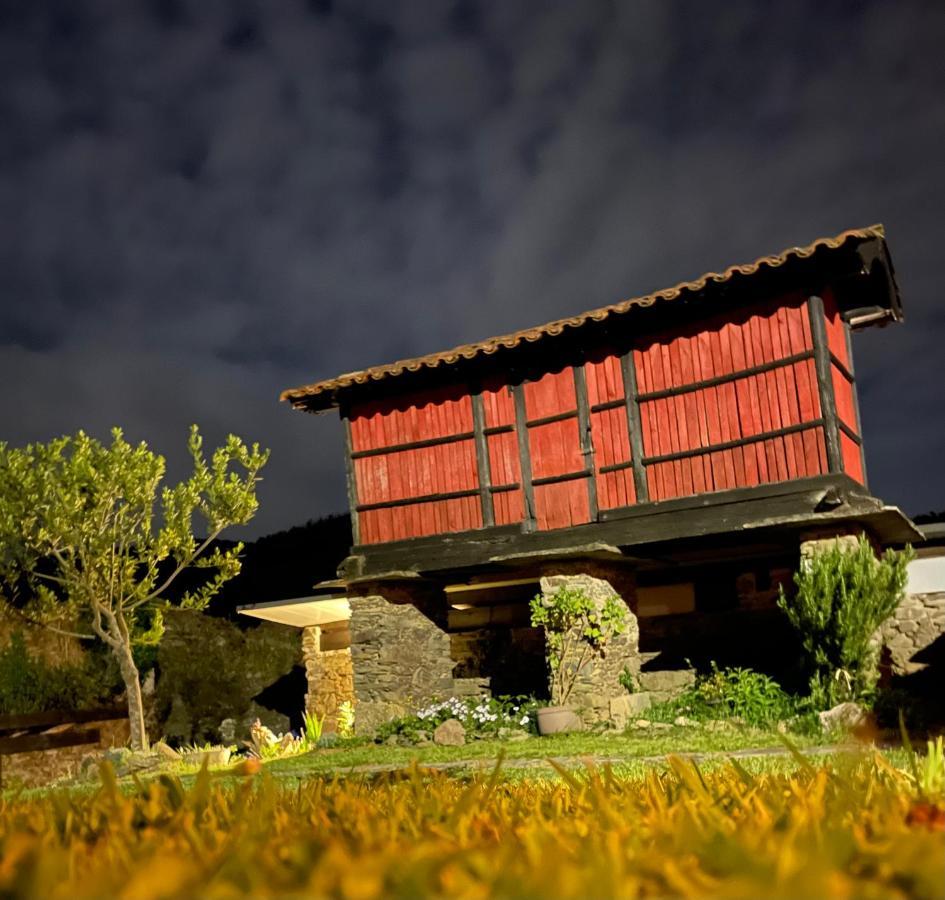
(237, 596), (350, 628)
(281, 224), (901, 414)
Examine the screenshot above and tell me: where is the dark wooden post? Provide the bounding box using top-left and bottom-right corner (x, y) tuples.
(619, 349), (649, 503)
(341, 414), (362, 545)
(470, 392), (495, 527)
(807, 295), (843, 474)
(572, 365), (599, 521)
(843, 323), (869, 486)
(512, 382), (537, 530)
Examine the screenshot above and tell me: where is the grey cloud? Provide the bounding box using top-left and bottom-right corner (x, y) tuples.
(1, 0), (943, 537)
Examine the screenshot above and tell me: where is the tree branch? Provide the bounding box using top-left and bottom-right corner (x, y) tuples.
(4, 605), (95, 641)
(142, 526), (224, 603)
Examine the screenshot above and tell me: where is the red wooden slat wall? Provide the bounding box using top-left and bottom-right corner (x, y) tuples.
(634, 296), (827, 502)
(584, 350), (635, 509)
(345, 292), (865, 544)
(481, 380), (523, 527)
(822, 289), (866, 484)
(348, 387), (482, 543)
(523, 369), (590, 531)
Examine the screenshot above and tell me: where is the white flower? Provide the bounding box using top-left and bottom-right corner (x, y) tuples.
(519, 716), (529, 726)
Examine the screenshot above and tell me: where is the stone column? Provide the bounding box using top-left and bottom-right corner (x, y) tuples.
(347, 589), (455, 735)
(538, 569), (640, 727)
(302, 626), (355, 733)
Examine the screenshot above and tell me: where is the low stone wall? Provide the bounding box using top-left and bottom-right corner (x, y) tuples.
(2, 717), (130, 789)
(302, 627), (355, 733)
(882, 592), (945, 675)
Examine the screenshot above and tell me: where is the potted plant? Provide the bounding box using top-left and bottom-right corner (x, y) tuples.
(529, 585), (627, 735)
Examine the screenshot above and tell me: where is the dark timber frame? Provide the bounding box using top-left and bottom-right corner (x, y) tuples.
(572, 365), (599, 521)
(471, 392), (495, 527)
(808, 294), (843, 474)
(341, 415), (361, 545)
(512, 382), (537, 530)
(619, 349), (649, 502)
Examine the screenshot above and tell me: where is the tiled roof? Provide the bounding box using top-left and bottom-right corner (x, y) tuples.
(283, 224), (886, 412)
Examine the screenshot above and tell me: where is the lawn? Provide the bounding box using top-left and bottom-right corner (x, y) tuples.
(266, 723), (827, 778)
(1, 744), (941, 898)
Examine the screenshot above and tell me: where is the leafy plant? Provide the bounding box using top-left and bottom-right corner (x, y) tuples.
(618, 667), (638, 694)
(778, 535), (912, 709)
(0, 631), (115, 715)
(0, 427), (268, 750)
(302, 711), (325, 748)
(646, 663), (800, 729)
(337, 700), (355, 738)
(529, 586), (627, 705)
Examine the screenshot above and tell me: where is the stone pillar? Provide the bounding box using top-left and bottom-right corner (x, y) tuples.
(881, 592), (945, 674)
(348, 590), (455, 735)
(302, 626), (355, 733)
(538, 569), (640, 727)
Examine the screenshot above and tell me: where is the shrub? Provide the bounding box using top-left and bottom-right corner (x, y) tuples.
(0, 631), (114, 716)
(646, 663), (800, 729)
(778, 535), (912, 709)
(529, 586), (627, 705)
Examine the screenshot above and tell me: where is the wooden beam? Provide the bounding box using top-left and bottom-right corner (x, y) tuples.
(808, 295), (843, 473)
(512, 382), (537, 530)
(636, 350), (815, 402)
(641, 420), (824, 466)
(356, 487), (480, 513)
(619, 350), (649, 503)
(843, 322), (869, 486)
(573, 365), (599, 521)
(341, 415), (361, 546)
(471, 392), (495, 527)
(349, 430), (475, 460)
(0, 706), (127, 734)
(0, 728), (100, 756)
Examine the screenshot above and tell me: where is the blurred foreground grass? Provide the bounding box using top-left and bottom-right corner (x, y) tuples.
(0, 749), (942, 898)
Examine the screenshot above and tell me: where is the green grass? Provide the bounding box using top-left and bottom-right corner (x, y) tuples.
(264, 724), (825, 777)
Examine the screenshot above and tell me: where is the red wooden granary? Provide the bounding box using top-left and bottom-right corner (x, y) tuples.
(278, 225), (920, 730)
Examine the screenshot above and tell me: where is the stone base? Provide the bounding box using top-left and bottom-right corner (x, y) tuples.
(539, 571), (640, 727)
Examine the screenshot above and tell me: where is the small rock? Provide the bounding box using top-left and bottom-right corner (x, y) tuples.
(414, 738), (434, 748)
(182, 748), (231, 768)
(776, 720), (789, 734)
(651, 722), (672, 730)
(384, 735), (400, 746)
(152, 741), (182, 762)
(633, 719), (651, 729)
(818, 702), (868, 733)
(507, 731), (531, 742)
(219, 718), (238, 744)
(433, 718), (466, 747)
(673, 715), (698, 727)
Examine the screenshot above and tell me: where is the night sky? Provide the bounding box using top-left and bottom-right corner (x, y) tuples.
(2, 1), (944, 540)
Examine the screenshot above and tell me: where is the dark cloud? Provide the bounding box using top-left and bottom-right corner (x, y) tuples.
(1, 0), (944, 540)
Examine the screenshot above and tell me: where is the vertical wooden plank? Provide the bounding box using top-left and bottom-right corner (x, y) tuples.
(808, 294), (843, 474)
(471, 391), (495, 528)
(620, 349), (649, 503)
(843, 322), (868, 486)
(341, 414), (361, 546)
(512, 382), (537, 530)
(573, 365), (599, 522)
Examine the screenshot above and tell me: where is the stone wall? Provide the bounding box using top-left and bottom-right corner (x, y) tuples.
(538, 572), (640, 726)
(301, 626), (355, 733)
(2, 717), (130, 789)
(0, 620), (86, 667)
(348, 593), (454, 734)
(881, 592), (945, 675)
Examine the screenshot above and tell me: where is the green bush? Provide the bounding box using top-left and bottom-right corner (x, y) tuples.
(777, 535), (912, 709)
(0, 631), (114, 716)
(646, 664), (800, 729)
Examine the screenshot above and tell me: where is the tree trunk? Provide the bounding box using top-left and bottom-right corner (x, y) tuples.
(114, 643), (149, 751)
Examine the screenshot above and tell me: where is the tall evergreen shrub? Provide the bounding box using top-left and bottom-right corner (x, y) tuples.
(777, 535), (912, 708)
